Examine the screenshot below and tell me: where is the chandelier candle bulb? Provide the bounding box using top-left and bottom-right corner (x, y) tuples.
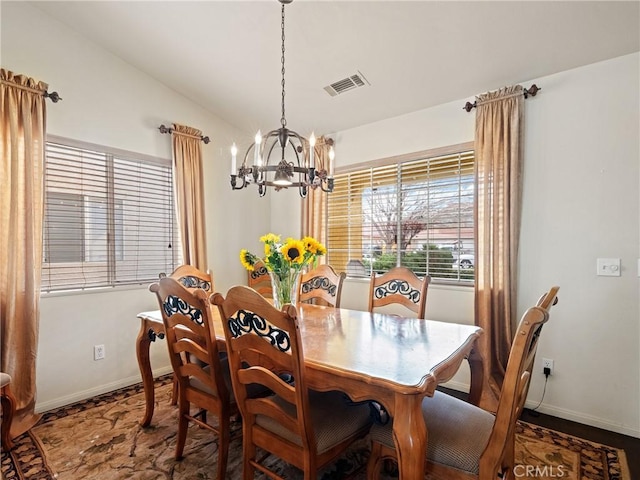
(309, 132), (316, 168)
(231, 143), (237, 173)
(254, 131), (262, 165)
(329, 146), (335, 176)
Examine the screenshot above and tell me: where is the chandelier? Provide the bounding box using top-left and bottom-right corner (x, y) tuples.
(229, 0), (334, 198)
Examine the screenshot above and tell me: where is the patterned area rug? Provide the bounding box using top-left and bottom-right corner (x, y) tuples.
(1, 377), (631, 480)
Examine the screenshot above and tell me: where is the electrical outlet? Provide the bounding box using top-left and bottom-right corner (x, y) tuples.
(94, 344), (105, 361)
(542, 358), (553, 376)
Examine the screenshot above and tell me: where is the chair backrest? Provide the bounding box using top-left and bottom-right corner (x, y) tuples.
(480, 286), (560, 474)
(299, 264), (346, 308)
(211, 286), (317, 455)
(247, 260), (273, 298)
(160, 264), (214, 293)
(368, 266), (430, 318)
(149, 277), (229, 401)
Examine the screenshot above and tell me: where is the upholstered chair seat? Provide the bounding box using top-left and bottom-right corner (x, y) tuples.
(369, 390), (494, 474)
(257, 390), (372, 455)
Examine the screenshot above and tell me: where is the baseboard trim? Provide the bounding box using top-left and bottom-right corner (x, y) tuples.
(442, 380), (640, 439)
(523, 400), (640, 438)
(35, 366), (174, 413)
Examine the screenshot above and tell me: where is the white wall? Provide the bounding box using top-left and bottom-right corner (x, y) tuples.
(327, 53), (640, 437)
(1, 2), (270, 410)
(519, 54), (639, 436)
(3, 2), (638, 438)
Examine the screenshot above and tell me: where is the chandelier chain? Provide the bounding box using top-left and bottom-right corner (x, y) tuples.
(280, 2), (287, 129)
(228, 0), (335, 197)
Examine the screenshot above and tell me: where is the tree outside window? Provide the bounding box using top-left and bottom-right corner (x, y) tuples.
(326, 147), (474, 284)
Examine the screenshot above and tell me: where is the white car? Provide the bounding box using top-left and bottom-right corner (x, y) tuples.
(453, 254), (474, 269)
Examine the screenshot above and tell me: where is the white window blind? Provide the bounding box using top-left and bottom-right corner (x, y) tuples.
(326, 148), (475, 283)
(42, 137), (182, 292)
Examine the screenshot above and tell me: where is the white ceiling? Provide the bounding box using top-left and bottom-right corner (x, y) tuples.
(30, 1), (640, 136)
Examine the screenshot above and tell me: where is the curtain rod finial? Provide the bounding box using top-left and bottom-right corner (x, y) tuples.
(463, 101), (476, 112)
(524, 84), (541, 99)
(45, 91), (62, 102)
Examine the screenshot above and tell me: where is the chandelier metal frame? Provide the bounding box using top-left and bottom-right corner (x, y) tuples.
(229, 0), (334, 198)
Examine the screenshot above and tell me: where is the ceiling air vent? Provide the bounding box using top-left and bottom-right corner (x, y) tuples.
(324, 71), (369, 97)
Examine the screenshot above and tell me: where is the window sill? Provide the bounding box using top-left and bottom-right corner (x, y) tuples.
(40, 283), (150, 298)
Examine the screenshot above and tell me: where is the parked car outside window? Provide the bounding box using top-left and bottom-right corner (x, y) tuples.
(453, 254), (474, 270)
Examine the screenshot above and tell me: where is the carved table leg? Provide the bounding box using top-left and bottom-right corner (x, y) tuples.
(467, 342), (485, 407)
(136, 317), (165, 427)
(392, 393), (427, 479)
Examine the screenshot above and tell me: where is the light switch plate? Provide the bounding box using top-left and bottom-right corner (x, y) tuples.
(596, 258), (621, 277)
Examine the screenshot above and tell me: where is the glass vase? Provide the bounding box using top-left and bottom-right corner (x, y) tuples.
(269, 270), (301, 309)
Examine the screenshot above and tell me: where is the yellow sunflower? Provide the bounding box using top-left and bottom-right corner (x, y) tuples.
(302, 236), (318, 254)
(281, 239), (306, 265)
(302, 236), (326, 256)
(260, 233), (280, 244)
(239, 249), (255, 271)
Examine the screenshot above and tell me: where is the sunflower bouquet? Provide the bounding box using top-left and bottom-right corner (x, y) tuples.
(240, 233), (326, 307)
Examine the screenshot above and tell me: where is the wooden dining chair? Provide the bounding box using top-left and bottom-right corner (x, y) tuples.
(159, 264), (214, 404)
(211, 285), (372, 480)
(161, 264), (214, 293)
(247, 259), (273, 298)
(1, 372), (16, 451)
(366, 286), (560, 480)
(299, 264), (346, 308)
(149, 277), (236, 479)
(368, 266), (431, 318)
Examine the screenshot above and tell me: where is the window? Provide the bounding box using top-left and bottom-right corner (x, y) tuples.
(326, 143), (475, 284)
(42, 137), (182, 292)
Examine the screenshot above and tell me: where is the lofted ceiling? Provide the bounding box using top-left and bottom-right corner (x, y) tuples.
(29, 1), (640, 136)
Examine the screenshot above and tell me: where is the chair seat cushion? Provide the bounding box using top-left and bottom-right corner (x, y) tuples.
(369, 390), (495, 474)
(256, 390), (372, 455)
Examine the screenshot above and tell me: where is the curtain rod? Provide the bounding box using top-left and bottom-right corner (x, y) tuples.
(0, 79), (62, 102)
(463, 84), (541, 112)
(158, 124), (210, 144)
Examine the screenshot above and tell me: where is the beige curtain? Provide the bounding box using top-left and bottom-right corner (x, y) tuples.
(302, 136), (333, 253)
(0, 69), (47, 435)
(474, 85), (524, 412)
(171, 123), (208, 271)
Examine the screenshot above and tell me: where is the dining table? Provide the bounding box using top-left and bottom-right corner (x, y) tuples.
(135, 303), (484, 480)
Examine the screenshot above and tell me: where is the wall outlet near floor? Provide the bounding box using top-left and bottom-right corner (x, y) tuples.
(542, 358), (554, 376)
(94, 344), (105, 361)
